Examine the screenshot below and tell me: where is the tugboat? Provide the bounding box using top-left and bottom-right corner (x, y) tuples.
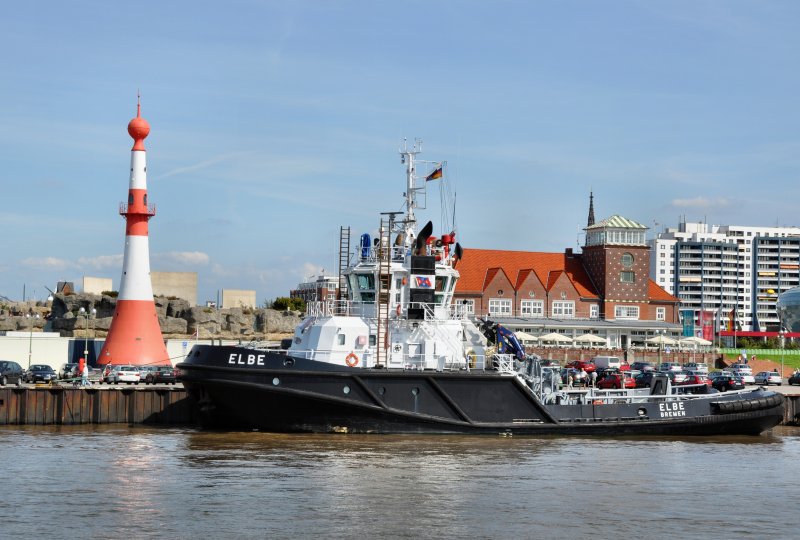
(178, 141), (785, 436)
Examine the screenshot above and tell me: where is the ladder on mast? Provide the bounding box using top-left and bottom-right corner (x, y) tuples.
(337, 226), (350, 303)
(375, 218), (393, 367)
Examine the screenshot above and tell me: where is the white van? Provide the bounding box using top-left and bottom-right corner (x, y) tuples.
(592, 356), (622, 370)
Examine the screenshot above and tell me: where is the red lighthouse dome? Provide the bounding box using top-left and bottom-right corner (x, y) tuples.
(127, 96), (150, 150)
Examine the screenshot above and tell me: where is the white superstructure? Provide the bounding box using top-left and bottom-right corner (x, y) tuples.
(288, 141), (488, 369)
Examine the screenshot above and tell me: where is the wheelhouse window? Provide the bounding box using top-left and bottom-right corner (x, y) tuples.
(488, 298), (512, 316)
(615, 306), (640, 320)
(520, 299), (543, 316)
(552, 301), (574, 318)
(349, 273), (375, 302)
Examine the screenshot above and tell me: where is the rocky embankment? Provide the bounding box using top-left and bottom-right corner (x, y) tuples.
(0, 293), (303, 340)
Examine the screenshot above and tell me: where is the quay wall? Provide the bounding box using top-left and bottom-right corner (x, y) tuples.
(0, 387), (195, 425)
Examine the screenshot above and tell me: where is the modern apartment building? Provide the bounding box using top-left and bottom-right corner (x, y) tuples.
(649, 221), (800, 332)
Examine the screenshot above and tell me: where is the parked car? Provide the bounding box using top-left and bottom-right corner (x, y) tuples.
(753, 371), (782, 386)
(539, 359), (561, 367)
(24, 364), (57, 384)
(597, 372), (636, 390)
(59, 363), (79, 380)
(145, 366), (177, 385)
(138, 366), (158, 382)
(560, 367), (578, 385)
(729, 364), (754, 384)
(631, 361), (655, 372)
(712, 374), (745, 392)
(679, 374), (712, 387)
(0, 360), (25, 386)
(106, 365), (141, 385)
(591, 356), (621, 370)
(789, 371), (800, 386)
(633, 371), (657, 388)
(658, 362), (683, 372)
(666, 371), (688, 384)
(683, 362), (709, 374)
(565, 360), (596, 373)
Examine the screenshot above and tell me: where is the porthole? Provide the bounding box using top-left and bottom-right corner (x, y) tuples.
(283, 358), (294, 367)
(343, 385), (351, 394)
(272, 378), (280, 386)
(637, 407), (647, 417)
(411, 387), (419, 396)
(378, 387), (386, 395)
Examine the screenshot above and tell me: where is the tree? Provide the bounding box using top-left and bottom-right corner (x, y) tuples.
(270, 297), (306, 312)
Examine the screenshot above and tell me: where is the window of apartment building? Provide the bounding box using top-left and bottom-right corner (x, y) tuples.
(620, 271), (635, 283)
(615, 305), (640, 319)
(659, 269), (665, 274)
(552, 301), (575, 317)
(520, 299), (543, 316)
(488, 298), (512, 316)
(656, 307), (665, 321)
(660, 261), (665, 266)
(590, 304), (599, 318)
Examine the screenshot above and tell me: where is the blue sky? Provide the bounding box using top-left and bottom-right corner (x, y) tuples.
(3, 1), (800, 305)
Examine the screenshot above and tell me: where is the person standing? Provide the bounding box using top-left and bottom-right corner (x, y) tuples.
(81, 363), (90, 386)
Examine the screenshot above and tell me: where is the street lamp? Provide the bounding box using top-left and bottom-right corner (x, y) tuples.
(779, 328), (786, 381)
(26, 313), (40, 369)
(656, 329), (666, 366)
(78, 307), (97, 365)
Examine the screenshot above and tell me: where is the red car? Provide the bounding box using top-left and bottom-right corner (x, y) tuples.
(597, 373), (635, 389)
(679, 374), (712, 386)
(565, 360), (596, 373)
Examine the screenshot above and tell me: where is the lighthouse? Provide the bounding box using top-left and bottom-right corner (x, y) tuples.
(98, 96), (170, 367)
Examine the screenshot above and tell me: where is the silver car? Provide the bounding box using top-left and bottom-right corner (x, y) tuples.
(110, 365), (141, 384)
(753, 371), (782, 386)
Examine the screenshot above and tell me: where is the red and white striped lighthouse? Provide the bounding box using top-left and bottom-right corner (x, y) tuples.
(99, 96), (169, 367)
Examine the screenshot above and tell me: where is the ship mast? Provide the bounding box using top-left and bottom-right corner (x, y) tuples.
(400, 138), (421, 250)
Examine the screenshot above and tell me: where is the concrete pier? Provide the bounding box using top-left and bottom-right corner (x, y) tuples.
(0, 386), (195, 425)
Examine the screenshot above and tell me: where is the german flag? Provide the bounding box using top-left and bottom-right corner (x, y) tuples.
(425, 163), (443, 181)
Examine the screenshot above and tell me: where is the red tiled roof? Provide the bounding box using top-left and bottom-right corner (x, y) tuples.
(648, 279), (680, 303)
(455, 248), (598, 298)
(455, 247), (680, 305)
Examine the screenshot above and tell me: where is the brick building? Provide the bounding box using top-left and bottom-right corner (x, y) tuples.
(452, 198), (681, 350)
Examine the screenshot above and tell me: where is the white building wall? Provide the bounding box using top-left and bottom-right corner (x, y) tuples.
(650, 221), (800, 331)
(83, 276), (113, 295)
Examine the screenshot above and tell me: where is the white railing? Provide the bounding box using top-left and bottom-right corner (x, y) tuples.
(288, 346), (487, 371)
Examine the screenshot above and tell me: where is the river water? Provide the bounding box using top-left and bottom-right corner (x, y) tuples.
(1, 425), (798, 539)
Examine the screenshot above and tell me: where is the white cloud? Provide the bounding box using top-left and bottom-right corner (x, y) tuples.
(78, 254), (124, 270)
(671, 197), (733, 209)
(20, 257), (74, 270)
(155, 151), (256, 180)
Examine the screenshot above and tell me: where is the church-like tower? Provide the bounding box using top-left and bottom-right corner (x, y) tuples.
(98, 96), (169, 367)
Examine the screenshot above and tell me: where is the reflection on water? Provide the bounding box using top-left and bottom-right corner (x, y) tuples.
(1, 425), (798, 539)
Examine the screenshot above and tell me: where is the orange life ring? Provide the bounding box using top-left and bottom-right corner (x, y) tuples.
(345, 352), (359, 367)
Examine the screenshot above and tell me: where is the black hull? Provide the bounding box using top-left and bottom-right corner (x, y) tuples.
(177, 345), (784, 436)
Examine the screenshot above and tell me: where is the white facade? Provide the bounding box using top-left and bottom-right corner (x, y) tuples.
(650, 221), (800, 331)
